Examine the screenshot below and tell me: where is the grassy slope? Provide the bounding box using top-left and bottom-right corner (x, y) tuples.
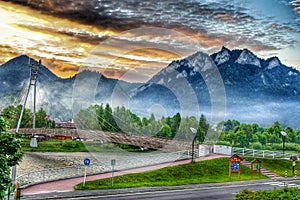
(244, 157), (300, 177)
(75, 157), (267, 190)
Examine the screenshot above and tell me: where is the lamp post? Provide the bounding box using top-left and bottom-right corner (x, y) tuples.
(281, 131), (287, 158)
(190, 127), (197, 163)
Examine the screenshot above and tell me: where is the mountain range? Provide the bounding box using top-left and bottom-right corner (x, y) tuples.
(0, 47), (299, 128)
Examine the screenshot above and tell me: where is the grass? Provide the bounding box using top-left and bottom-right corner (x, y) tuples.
(74, 157), (268, 190)
(21, 138), (151, 153)
(21, 138), (88, 152)
(244, 157), (300, 177)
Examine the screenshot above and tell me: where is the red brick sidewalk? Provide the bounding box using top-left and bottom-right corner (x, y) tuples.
(23, 153), (228, 195)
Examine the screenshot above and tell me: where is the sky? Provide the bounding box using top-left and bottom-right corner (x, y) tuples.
(0, 0), (299, 82)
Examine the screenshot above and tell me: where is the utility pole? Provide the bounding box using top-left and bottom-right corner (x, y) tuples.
(16, 57), (41, 132)
(13, 57), (41, 186)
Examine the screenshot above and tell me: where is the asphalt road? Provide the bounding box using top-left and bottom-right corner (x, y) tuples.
(23, 179), (300, 200)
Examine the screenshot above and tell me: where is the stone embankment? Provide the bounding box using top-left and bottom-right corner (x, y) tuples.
(17, 151), (190, 177)
(17, 152), (91, 176)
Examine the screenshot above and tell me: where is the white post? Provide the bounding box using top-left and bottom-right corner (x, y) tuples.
(111, 159), (116, 187)
(83, 166), (87, 187)
(112, 165), (114, 187)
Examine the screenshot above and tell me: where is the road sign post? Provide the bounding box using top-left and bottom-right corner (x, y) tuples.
(290, 156), (297, 176)
(83, 158), (90, 187)
(111, 159), (116, 187)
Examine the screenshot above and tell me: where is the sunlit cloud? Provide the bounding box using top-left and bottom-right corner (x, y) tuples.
(1, 0), (300, 81)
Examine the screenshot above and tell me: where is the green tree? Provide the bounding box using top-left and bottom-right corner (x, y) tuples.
(170, 113), (181, 138)
(223, 120), (240, 133)
(257, 133), (267, 146)
(0, 115), (23, 199)
(35, 107), (55, 128)
(177, 116), (198, 140)
(156, 124), (172, 138)
(196, 114), (209, 143)
(1, 105), (33, 128)
(266, 121), (282, 143)
(74, 105), (100, 130)
(103, 104), (120, 132)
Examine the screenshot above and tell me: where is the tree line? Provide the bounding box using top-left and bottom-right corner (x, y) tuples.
(1, 104), (300, 150)
(218, 120), (300, 151)
(0, 105), (55, 129)
(74, 104), (209, 143)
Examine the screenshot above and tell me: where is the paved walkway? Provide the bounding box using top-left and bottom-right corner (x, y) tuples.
(23, 153), (228, 195)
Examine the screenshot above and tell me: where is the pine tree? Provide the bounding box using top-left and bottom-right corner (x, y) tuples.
(196, 114), (209, 143)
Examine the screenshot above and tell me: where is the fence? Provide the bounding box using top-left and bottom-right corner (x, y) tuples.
(17, 146), (209, 187)
(231, 147), (300, 159)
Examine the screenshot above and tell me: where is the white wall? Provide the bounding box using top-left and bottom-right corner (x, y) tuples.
(213, 145), (232, 155)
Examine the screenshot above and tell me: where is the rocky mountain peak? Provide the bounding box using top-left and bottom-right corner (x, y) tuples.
(266, 56), (281, 69)
(214, 46), (231, 65)
(235, 49), (261, 67)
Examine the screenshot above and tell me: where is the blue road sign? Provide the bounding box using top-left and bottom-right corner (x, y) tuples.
(84, 158), (90, 166)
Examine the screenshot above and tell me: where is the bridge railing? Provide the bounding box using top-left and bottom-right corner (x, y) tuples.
(17, 147), (209, 187)
(232, 147), (299, 159)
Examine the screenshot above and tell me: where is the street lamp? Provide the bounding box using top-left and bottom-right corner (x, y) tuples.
(281, 131), (287, 158)
(190, 127), (197, 163)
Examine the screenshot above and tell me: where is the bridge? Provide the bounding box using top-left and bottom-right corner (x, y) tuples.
(16, 128), (193, 151)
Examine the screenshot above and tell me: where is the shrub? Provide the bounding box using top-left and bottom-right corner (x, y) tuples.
(235, 188), (300, 200)
(215, 141), (231, 146)
(284, 143), (299, 151)
(252, 142), (262, 150)
(271, 143), (300, 152)
(271, 143), (283, 151)
(263, 146), (272, 150)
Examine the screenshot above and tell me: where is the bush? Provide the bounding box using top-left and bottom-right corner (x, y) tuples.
(263, 146), (272, 150)
(270, 143), (300, 152)
(252, 142), (262, 150)
(284, 143), (299, 151)
(296, 144), (300, 152)
(271, 143), (283, 151)
(235, 188), (300, 200)
(215, 141), (231, 146)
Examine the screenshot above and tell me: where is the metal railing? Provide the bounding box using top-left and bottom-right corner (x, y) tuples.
(17, 147), (209, 187)
(232, 147), (300, 159)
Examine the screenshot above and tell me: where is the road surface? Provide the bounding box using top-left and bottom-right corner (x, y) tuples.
(23, 179), (300, 200)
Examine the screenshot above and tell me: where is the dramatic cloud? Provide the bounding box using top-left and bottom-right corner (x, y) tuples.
(1, 0), (299, 81)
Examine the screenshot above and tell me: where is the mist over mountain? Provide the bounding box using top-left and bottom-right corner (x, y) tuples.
(0, 55), (140, 120)
(131, 47), (300, 128)
(1, 48), (299, 128)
